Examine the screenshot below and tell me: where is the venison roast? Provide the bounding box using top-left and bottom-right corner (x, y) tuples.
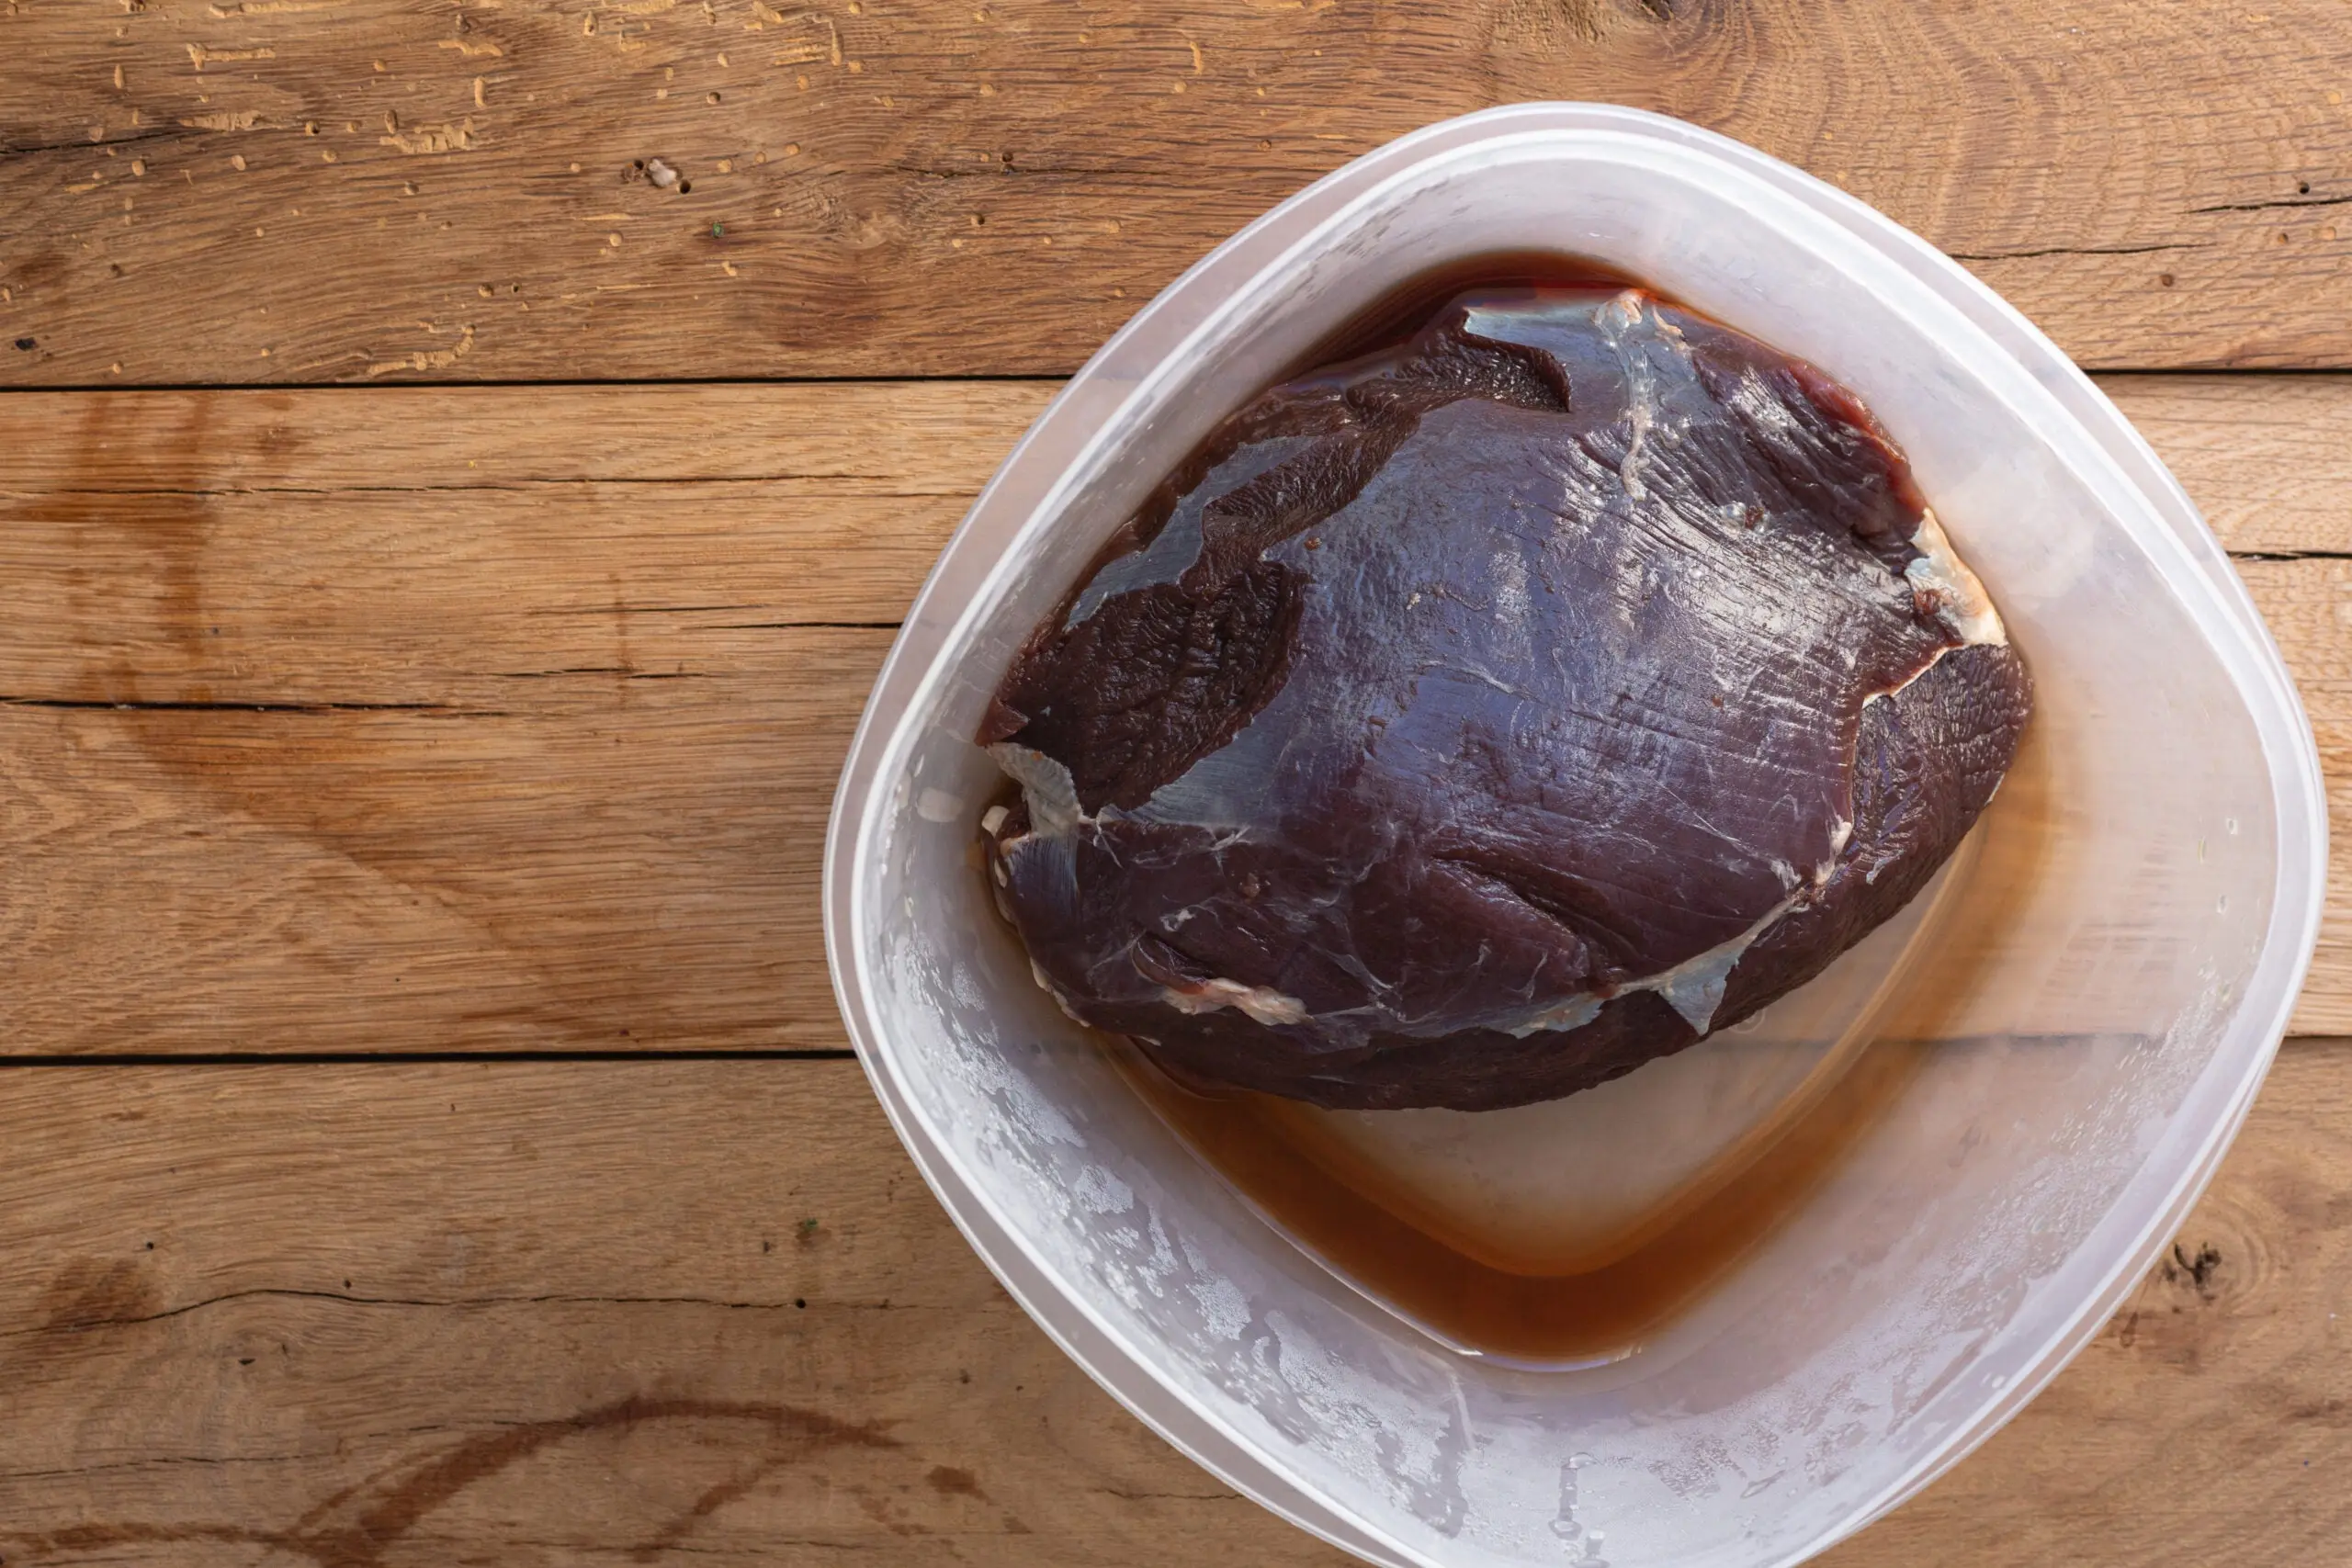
(978, 285), (2032, 1111)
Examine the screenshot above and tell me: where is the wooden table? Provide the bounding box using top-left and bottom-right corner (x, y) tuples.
(4, 4), (2352, 1562)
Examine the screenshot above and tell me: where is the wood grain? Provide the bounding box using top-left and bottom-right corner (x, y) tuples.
(0, 1046), (2343, 1565)
(5, 1), (2352, 382)
(0, 1057), (1340, 1566)
(2, 8), (2345, 1566)
(2102, 374), (2352, 557)
(3, 377), (2350, 1054)
(0, 382), (1046, 1054)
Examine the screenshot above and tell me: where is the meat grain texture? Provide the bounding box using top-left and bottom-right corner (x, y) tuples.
(980, 287), (2032, 1111)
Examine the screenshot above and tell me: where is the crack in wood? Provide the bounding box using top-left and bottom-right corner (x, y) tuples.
(0, 1396), (902, 1567)
(2189, 192), (2352, 215)
(0, 125), (175, 162)
(1946, 243), (2206, 261)
(0, 695), (497, 715)
(486, 667), (707, 680)
(708, 619), (904, 630)
(17, 1283), (908, 1340)
(0, 476), (951, 496)
(0, 1049), (860, 1066)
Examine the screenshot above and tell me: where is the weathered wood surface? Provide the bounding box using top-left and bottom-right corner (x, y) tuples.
(4, 3), (2349, 1563)
(2, 376), (2348, 1055)
(5, 0), (2352, 382)
(0, 1047), (2342, 1566)
(0, 381), (1044, 1055)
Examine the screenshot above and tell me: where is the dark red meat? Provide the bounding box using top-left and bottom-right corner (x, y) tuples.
(980, 286), (2031, 1111)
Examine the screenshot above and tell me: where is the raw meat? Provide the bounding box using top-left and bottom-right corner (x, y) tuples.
(979, 285), (2032, 1111)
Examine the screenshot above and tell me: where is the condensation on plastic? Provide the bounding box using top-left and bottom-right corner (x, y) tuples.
(823, 105), (2326, 1568)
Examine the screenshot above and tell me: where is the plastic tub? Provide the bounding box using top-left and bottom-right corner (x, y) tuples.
(823, 104), (2326, 1568)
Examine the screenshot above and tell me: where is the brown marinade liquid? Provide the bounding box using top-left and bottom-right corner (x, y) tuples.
(1111, 1036), (1925, 1364)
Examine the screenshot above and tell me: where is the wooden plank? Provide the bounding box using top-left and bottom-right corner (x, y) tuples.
(0, 648), (882, 1054)
(0, 382), (1047, 1055)
(0, 1057), (1347, 1566)
(0, 382), (1050, 703)
(2, 378), (2349, 1056)
(0, 1047), (2346, 1564)
(2102, 374), (2352, 557)
(5, 2), (2352, 382)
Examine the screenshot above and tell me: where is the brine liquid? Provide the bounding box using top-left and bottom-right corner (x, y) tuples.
(1110, 1033), (1925, 1366)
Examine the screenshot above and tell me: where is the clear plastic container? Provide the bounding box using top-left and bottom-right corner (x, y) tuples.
(823, 105), (2325, 1568)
